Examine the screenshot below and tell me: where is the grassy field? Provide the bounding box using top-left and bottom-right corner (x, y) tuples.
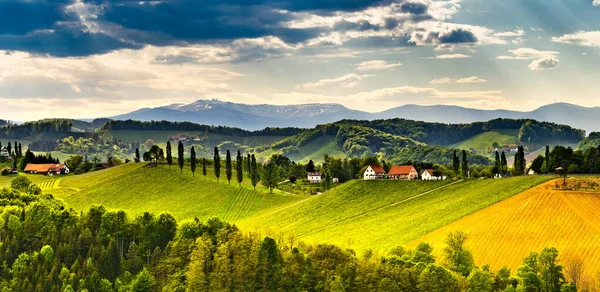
(449, 129), (519, 153)
(51, 163), (306, 222)
(238, 176), (552, 251)
(407, 178), (600, 283)
(286, 135), (346, 163)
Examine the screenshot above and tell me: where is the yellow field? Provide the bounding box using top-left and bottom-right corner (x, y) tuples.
(408, 178), (600, 282)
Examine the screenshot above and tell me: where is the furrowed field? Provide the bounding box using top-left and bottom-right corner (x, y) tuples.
(408, 178), (600, 285)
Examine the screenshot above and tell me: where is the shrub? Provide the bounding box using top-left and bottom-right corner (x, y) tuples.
(11, 176), (31, 191)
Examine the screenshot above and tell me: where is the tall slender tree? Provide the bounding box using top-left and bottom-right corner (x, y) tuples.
(545, 145), (551, 174)
(225, 150), (233, 185)
(501, 151), (507, 174)
(461, 150), (468, 178)
(246, 154), (251, 174)
(6, 142), (11, 156)
(166, 141), (173, 169)
(202, 158), (207, 177)
(494, 151), (501, 174)
(452, 150), (460, 174)
(177, 142), (184, 173)
(251, 154), (259, 190)
(214, 147), (221, 182)
(236, 150), (243, 187)
(190, 147), (196, 176)
(135, 148), (140, 162)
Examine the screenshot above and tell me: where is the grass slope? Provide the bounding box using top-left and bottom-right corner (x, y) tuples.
(239, 176), (552, 252)
(407, 179), (600, 281)
(103, 130), (286, 148)
(286, 135), (346, 163)
(53, 164), (305, 222)
(449, 129), (518, 153)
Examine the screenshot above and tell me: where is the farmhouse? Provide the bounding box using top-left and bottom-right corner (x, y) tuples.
(388, 165), (419, 180)
(0, 147), (10, 158)
(170, 135), (189, 142)
(363, 165), (386, 180)
(307, 172), (322, 184)
(421, 169), (446, 180)
(24, 163), (70, 176)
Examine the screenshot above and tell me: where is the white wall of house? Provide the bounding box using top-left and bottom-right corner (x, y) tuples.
(363, 166), (377, 180)
(308, 175), (321, 183)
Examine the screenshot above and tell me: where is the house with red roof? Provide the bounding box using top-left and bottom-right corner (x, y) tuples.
(363, 165), (386, 180)
(388, 165), (418, 180)
(24, 163), (70, 176)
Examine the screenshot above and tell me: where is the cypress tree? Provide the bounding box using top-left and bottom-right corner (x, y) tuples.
(214, 147), (221, 182)
(7, 142), (11, 156)
(190, 147), (196, 176)
(166, 141), (173, 168)
(461, 150), (468, 178)
(202, 158), (207, 177)
(135, 148), (140, 163)
(452, 150), (460, 174)
(545, 145), (551, 173)
(177, 142), (184, 173)
(494, 151), (500, 174)
(225, 150), (232, 185)
(236, 150), (243, 187)
(514, 153), (519, 174)
(251, 154), (259, 190)
(501, 151), (507, 174)
(246, 154), (251, 174)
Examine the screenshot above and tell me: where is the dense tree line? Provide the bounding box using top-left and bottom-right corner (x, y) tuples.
(101, 120), (304, 137)
(0, 181), (579, 291)
(0, 119), (72, 139)
(578, 132), (600, 151)
(529, 144), (600, 175)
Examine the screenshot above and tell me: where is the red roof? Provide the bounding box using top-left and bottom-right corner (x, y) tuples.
(388, 165), (416, 175)
(24, 163), (64, 173)
(368, 165), (386, 173)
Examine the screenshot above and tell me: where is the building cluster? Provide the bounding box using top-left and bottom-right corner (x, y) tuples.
(23, 164), (70, 176)
(363, 165), (446, 181)
(0, 147), (10, 159)
(170, 135), (204, 142)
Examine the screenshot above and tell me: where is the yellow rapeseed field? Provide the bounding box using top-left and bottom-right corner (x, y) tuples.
(408, 178), (600, 282)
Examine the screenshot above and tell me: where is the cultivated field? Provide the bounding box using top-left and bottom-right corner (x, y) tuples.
(407, 178), (600, 285)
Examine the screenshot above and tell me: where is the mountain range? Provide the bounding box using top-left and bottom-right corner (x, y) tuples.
(110, 100), (600, 134)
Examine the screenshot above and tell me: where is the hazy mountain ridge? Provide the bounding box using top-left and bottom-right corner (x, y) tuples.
(110, 100), (600, 133)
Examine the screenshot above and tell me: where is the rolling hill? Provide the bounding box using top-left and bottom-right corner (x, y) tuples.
(407, 179), (600, 283)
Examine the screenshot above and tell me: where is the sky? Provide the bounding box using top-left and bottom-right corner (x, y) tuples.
(0, 0), (599, 121)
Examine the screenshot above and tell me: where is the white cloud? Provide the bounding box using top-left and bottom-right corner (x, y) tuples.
(528, 56), (559, 71)
(495, 48), (559, 60)
(430, 77), (453, 84)
(430, 76), (487, 84)
(456, 76), (487, 83)
(348, 86), (503, 101)
(594, 0), (600, 6)
(496, 48), (560, 71)
(552, 31), (600, 48)
(296, 74), (373, 90)
(355, 60), (402, 71)
(430, 54), (471, 59)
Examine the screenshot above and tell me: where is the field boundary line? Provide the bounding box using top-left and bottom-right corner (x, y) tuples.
(298, 180), (463, 236)
(248, 195), (319, 222)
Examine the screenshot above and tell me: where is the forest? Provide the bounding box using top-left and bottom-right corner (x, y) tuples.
(0, 176), (578, 291)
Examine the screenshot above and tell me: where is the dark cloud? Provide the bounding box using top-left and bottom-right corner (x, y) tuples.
(0, 0), (72, 35)
(333, 20), (380, 32)
(439, 29), (478, 43)
(400, 2), (428, 15)
(0, 27), (141, 57)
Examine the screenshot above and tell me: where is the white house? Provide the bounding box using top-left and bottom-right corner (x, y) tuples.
(0, 147), (10, 159)
(363, 165), (386, 180)
(421, 169), (446, 180)
(307, 172), (322, 184)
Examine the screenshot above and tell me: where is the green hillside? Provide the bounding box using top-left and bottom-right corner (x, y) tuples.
(449, 129), (519, 153)
(21, 163), (553, 253)
(280, 135), (345, 163)
(238, 176), (553, 251)
(51, 164), (306, 222)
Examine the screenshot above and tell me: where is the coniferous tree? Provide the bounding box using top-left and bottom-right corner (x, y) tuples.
(202, 158), (207, 177)
(452, 150), (460, 174)
(236, 150), (243, 187)
(166, 141), (173, 169)
(214, 147), (221, 182)
(190, 147), (196, 176)
(461, 150), (468, 178)
(306, 160), (316, 173)
(545, 145), (551, 173)
(494, 151), (500, 174)
(251, 154), (259, 190)
(225, 150), (232, 185)
(246, 154), (251, 174)
(6, 142), (11, 156)
(177, 142), (184, 173)
(501, 151), (507, 174)
(135, 148), (140, 163)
